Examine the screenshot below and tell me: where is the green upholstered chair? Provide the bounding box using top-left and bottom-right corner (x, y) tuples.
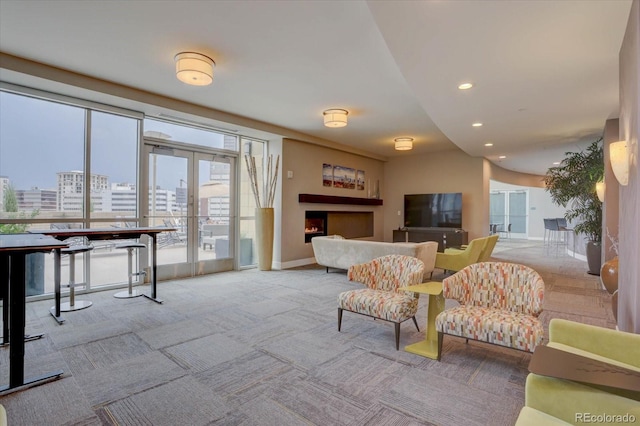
(516, 319), (640, 425)
(477, 234), (499, 262)
(434, 236), (487, 273)
(446, 234), (499, 263)
(545, 318), (640, 400)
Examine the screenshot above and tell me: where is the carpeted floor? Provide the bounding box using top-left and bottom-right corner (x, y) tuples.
(0, 240), (614, 425)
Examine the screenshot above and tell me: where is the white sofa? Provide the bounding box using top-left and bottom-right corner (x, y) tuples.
(311, 235), (438, 281)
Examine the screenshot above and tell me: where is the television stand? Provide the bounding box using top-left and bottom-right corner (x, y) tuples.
(393, 228), (468, 252)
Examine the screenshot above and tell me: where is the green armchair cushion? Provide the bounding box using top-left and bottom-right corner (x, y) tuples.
(435, 237), (487, 272)
(515, 407), (572, 426)
(477, 234), (499, 262)
(548, 318), (640, 370)
(524, 373), (640, 424)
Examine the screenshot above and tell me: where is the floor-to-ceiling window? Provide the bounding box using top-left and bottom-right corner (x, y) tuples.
(1, 85), (268, 299)
(0, 87), (141, 296)
(239, 138), (265, 268)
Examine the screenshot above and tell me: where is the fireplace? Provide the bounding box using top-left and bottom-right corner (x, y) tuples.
(305, 210), (374, 243)
(305, 211), (327, 243)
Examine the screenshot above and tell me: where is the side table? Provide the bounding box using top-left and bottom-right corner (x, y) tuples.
(401, 281), (445, 360)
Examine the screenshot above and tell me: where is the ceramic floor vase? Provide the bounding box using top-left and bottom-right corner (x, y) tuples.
(600, 256), (619, 294)
(255, 207), (274, 271)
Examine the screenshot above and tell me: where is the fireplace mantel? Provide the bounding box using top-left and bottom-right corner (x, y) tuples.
(298, 193), (383, 206)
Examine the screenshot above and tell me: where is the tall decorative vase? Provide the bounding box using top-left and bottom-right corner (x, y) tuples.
(255, 207), (274, 271)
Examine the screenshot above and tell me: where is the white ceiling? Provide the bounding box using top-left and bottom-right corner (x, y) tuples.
(0, 0), (632, 175)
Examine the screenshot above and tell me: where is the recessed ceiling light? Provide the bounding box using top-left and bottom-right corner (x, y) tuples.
(458, 82), (473, 90)
(472, 122), (483, 127)
(499, 155), (506, 159)
(484, 143), (493, 147)
(553, 161), (560, 165)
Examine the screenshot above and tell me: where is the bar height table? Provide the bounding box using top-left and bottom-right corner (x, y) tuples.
(33, 227), (175, 324)
(0, 234), (68, 393)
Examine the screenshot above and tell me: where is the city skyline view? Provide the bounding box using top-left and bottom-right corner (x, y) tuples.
(0, 91), (232, 194)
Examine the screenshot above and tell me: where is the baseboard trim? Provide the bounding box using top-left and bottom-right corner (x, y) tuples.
(274, 257), (317, 270)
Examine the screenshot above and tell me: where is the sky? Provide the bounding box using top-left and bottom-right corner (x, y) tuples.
(0, 91), (227, 191)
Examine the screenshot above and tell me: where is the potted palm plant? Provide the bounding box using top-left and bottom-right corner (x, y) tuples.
(544, 139), (603, 274)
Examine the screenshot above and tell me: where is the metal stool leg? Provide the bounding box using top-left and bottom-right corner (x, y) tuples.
(114, 246), (144, 299)
(60, 252), (92, 312)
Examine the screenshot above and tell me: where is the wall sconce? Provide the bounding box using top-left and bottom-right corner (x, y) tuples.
(323, 109), (348, 128)
(175, 52), (215, 86)
(394, 137), (413, 151)
(595, 181), (605, 202)
(610, 140), (629, 186)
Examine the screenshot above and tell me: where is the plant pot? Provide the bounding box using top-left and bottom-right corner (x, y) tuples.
(586, 241), (602, 276)
(600, 256), (618, 294)
(255, 207), (274, 271)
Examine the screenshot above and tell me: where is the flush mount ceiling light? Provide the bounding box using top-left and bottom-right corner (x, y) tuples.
(484, 143), (493, 147)
(472, 122), (483, 127)
(610, 140), (629, 186)
(174, 52), (215, 86)
(458, 82), (473, 90)
(394, 137), (414, 151)
(499, 155), (506, 159)
(323, 109), (349, 128)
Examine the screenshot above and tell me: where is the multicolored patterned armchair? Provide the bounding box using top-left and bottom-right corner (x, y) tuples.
(338, 255), (425, 350)
(435, 262), (545, 360)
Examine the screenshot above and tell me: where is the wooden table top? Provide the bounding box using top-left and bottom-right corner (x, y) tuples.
(529, 345), (640, 393)
(32, 226), (176, 241)
(0, 234), (68, 253)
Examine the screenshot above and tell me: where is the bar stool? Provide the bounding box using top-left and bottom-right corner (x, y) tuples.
(114, 242), (146, 298)
(59, 245), (94, 312)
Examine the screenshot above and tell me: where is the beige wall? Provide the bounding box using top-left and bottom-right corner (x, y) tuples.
(618, 0), (639, 333)
(488, 163), (546, 188)
(383, 150), (487, 242)
(278, 138), (385, 268)
(603, 119), (620, 262)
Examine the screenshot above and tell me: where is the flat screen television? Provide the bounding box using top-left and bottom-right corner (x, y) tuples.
(404, 193), (462, 228)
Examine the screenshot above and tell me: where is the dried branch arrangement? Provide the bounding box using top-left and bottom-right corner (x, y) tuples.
(244, 154), (279, 208)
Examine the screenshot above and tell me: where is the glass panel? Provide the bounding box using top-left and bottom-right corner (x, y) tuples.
(148, 153), (188, 264)
(143, 118), (238, 151)
(508, 192), (527, 233)
(9, 222), (86, 297)
(89, 221), (142, 287)
(239, 139), (265, 267)
(489, 192), (506, 233)
(0, 91), (85, 223)
(90, 111), (139, 221)
(197, 158), (230, 261)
